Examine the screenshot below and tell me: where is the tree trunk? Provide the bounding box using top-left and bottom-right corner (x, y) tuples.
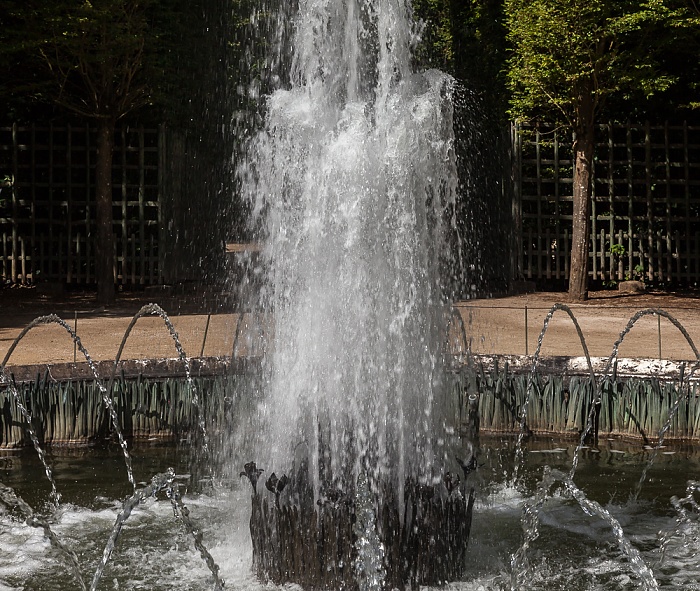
(95, 118), (116, 306)
(568, 101), (595, 302)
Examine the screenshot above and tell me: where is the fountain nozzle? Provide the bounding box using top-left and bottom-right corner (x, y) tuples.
(240, 462), (264, 493)
(265, 473), (289, 496)
(456, 455), (478, 478)
(443, 472), (461, 494)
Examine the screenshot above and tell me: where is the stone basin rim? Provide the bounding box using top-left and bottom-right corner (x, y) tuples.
(0, 353), (695, 384)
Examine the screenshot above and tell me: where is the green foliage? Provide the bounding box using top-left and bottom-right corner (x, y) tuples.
(472, 364), (700, 439)
(2, 0), (695, 128)
(411, 0), (508, 114)
(0, 0), (216, 125)
(504, 0), (700, 127)
(229, 0), (279, 109)
(609, 243), (625, 257)
(412, 0), (455, 70)
(1, 1), (154, 121)
(627, 263), (645, 282)
(450, 0), (508, 90)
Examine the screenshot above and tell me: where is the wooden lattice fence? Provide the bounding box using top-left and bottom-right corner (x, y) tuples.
(4, 120), (700, 289)
(0, 123), (162, 286)
(515, 121), (700, 284)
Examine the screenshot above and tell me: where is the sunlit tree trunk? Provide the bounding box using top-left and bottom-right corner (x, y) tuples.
(568, 93), (595, 302)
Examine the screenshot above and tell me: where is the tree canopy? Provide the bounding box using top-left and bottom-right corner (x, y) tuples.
(504, 0), (700, 126)
(502, 0), (700, 300)
(0, 0), (211, 303)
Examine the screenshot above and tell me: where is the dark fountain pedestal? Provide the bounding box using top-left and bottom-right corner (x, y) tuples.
(241, 461), (476, 590)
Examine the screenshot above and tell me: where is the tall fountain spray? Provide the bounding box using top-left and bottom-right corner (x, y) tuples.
(240, 0), (458, 489)
(236, 0), (471, 587)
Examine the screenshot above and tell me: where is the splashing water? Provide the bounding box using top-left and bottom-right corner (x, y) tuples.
(90, 469), (224, 591)
(0, 482), (85, 590)
(1, 314), (136, 493)
(512, 303), (595, 483)
(511, 467), (659, 591)
(110, 303), (211, 455)
(507, 306), (700, 590)
(658, 480), (700, 568)
(568, 309), (699, 483)
(238, 0), (459, 491)
(0, 309), (223, 590)
(353, 472), (386, 591)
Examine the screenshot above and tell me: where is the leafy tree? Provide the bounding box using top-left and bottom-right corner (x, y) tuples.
(504, 0), (700, 300)
(449, 0), (507, 102)
(613, 0), (700, 122)
(412, 0), (508, 97)
(411, 0), (455, 70)
(0, 0), (191, 304)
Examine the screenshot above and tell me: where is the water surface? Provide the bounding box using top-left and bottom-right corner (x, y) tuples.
(1, 437), (698, 590)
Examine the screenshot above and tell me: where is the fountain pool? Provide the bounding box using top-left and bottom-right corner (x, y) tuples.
(1, 436), (699, 590)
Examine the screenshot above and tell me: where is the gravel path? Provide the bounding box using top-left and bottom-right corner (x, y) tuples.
(2, 287), (700, 366)
(456, 290), (700, 361)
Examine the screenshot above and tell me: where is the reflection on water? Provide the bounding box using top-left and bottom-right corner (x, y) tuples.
(1, 437), (699, 590)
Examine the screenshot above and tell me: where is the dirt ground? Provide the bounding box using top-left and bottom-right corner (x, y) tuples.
(0, 286), (248, 367)
(456, 289), (700, 361)
(1, 285), (700, 367)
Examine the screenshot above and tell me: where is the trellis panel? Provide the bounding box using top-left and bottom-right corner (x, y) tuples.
(516, 121), (700, 284)
(0, 123), (162, 286)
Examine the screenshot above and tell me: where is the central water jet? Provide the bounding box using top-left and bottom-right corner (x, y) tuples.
(236, 0), (475, 587)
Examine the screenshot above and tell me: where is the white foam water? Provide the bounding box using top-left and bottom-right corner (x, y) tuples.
(0, 485), (253, 591)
